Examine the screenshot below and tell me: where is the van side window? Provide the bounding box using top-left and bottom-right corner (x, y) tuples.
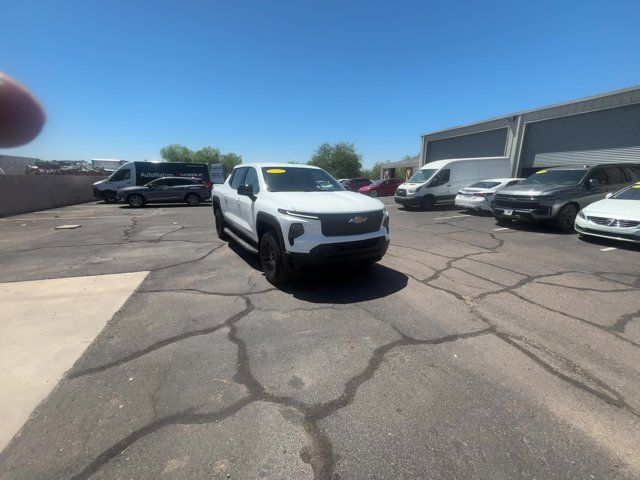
(432, 169), (450, 186)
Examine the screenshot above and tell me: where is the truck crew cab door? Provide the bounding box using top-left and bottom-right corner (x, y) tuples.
(224, 167), (247, 228)
(236, 166), (260, 243)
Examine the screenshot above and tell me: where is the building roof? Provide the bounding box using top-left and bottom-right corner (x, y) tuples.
(381, 156), (419, 170)
(422, 84), (640, 138)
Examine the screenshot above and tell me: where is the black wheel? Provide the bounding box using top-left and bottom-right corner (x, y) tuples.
(369, 190), (378, 197)
(555, 204), (578, 232)
(420, 196), (435, 210)
(259, 231), (290, 284)
(128, 194), (145, 208)
(103, 191), (117, 203)
(185, 193), (200, 206)
(214, 207), (229, 240)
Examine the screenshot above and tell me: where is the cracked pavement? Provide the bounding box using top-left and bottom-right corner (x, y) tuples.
(0, 199), (639, 479)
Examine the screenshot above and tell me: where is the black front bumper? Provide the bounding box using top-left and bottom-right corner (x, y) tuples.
(285, 236), (389, 270)
(394, 196), (422, 207)
(92, 188), (104, 199)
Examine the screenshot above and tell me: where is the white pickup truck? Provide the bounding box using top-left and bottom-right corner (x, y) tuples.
(211, 163), (390, 283)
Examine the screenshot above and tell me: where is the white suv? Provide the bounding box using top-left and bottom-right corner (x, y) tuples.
(211, 163), (390, 283)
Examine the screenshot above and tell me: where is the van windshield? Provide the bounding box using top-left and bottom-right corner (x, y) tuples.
(408, 169), (437, 183)
(522, 169), (586, 186)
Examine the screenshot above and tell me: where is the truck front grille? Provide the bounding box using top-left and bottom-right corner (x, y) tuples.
(494, 194), (540, 210)
(318, 211), (383, 236)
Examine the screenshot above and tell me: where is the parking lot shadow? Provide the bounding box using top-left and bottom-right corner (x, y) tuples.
(228, 242), (408, 303)
(281, 264), (408, 304)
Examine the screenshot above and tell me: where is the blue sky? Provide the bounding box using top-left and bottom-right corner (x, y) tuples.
(2, 0), (639, 167)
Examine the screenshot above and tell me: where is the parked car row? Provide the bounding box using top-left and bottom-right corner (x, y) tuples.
(395, 159), (640, 244)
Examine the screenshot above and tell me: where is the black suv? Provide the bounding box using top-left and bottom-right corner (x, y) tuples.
(492, 164), (640, 231)
(116, 177), (211, 208)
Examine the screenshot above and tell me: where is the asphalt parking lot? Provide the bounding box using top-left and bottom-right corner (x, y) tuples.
(1, 198), (639, 480)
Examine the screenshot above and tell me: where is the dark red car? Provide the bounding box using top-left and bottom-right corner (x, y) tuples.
(341, 178), (372, 191)
(358, 178), (404, 197)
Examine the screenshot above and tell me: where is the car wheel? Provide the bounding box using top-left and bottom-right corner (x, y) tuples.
(103, 191), (117, 203)
(214, 207), (229, 240)
(420, 196), (434, 210)
(185, 193), (200, 206)
(128, 194), (145, 208)
(369, 190), (378, 197)
(260, 231), (290, 284)
(555, 204), (578, 232)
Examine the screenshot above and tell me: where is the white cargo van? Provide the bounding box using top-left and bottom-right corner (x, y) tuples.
(394, 157), (510, 209)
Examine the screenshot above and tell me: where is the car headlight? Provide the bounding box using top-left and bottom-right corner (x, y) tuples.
(407, 186), (419, 194)
(577, 210), (586, 219)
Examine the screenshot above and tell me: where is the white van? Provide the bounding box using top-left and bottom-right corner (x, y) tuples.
(394, 157), (510, 209)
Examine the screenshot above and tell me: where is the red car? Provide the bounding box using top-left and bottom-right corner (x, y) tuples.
(358, 178), (404, 197)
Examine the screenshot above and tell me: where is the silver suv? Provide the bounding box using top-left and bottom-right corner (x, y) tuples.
(117, 177), (211, 208)
(492, 164), (640, 232)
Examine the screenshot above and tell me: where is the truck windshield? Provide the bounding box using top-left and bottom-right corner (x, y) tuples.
(261, 167), (344, 192)
(521, 169), (586, 186)
(612, 184), (640, 200)
(408, 169), (437, 183)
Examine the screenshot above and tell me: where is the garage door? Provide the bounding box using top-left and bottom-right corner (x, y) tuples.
(427, 128), (507, 163)
(519, 103), (640, 175)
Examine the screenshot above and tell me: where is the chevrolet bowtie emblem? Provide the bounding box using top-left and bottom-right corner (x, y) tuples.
(348, 216), (368, 224)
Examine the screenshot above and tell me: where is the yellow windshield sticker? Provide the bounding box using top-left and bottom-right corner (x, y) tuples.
(266, 168), (286, 174)
(632, 185), (640, 189)
(536, 169), (547, 174)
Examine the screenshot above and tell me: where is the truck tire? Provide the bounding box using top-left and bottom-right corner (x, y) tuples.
(185, 193), (200, 206)
(259, 231), (290, 284)
(214, 207), (229, 240)
(128, 194), (145, 208)
(555, 204), (578, 232)
(103, 191), (117, 203)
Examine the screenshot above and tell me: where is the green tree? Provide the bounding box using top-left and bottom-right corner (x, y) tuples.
(309, 142), (362, 179)
(160, 144), (193, 162)
(361, 161), (384, 180)
(193, 147), (221, 164)
(160, 145), (243, 176)
(220, 153), (242, 176)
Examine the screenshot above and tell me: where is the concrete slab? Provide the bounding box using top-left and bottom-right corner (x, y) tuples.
(0, 271), (148, 450)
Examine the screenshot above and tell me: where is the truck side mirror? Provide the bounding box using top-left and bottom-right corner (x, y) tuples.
(238, 184), (255, 200)
(587, 178), (601, 188)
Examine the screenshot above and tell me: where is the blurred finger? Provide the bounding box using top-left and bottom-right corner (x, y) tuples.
(0, 72), (46, 148)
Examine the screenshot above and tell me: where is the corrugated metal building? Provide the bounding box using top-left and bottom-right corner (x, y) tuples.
(420, 86), (640, 177)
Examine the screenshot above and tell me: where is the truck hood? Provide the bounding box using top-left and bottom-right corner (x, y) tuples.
(497, 184), (578, 196)
(583, 199), (640, 219)
(273, 191), (385, 213)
